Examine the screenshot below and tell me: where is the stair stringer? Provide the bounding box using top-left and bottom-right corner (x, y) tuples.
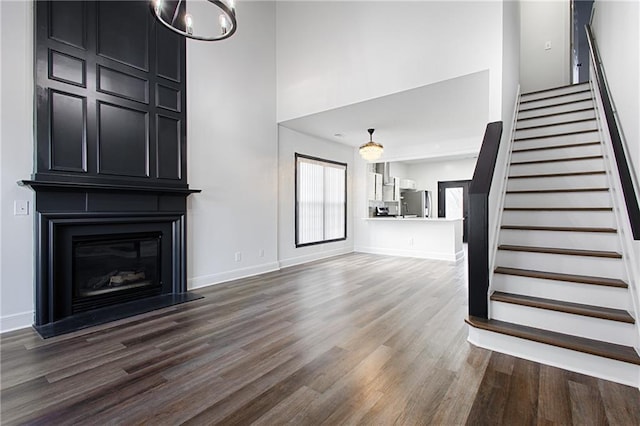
(590, 80), (640, 355)
(486, 85), (521, 318)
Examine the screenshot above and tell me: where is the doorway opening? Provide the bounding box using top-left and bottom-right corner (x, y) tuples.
(438, 180), (471, 242)
(571, 0), (595, 84)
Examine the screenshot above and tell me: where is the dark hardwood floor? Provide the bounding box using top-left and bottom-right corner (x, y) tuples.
(1, 253), (638, 424)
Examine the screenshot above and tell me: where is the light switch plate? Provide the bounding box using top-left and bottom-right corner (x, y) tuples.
(14, 200), (29, 215)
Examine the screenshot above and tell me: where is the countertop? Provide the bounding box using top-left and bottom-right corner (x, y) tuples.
(363, 217), (462, 222)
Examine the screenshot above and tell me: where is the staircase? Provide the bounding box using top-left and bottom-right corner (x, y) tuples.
(467, 82), (640, 387)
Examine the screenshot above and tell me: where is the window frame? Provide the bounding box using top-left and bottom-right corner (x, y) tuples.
(294, 153), (348, 248)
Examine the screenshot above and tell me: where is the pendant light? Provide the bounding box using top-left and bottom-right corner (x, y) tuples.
(151, 0), (237, 42)
(359, 128), (384, 161)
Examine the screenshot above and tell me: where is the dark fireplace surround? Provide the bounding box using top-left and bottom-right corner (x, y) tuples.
(23, 1), (201, 337)
(22, 184), (201, 338)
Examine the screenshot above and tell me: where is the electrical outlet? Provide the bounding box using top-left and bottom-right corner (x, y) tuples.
(544, 41), (551, 50)
(14, 200), (29, 216)
(408, 237), (414, 246)
(258, 249), (265, 258)
(235, 252), (242, 262)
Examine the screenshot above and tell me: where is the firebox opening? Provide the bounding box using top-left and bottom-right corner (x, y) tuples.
(72, 232), (163, 313)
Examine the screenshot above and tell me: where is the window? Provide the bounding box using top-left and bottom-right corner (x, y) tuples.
(295, 153), (347, 247)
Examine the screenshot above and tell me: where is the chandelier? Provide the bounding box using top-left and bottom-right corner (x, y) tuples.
(359, 129), (384, 161)
(151, 0), (237, 41)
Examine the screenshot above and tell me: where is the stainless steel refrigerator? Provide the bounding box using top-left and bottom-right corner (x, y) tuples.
(401, 190), (432, 218)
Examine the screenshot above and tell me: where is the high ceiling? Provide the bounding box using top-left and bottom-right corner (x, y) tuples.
(279, 70), (490, 161)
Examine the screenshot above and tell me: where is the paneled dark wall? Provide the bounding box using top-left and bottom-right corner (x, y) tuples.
(34, 0), (187, 188)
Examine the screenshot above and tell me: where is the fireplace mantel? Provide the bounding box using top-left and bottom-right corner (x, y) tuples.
(19, 180), (201, 195)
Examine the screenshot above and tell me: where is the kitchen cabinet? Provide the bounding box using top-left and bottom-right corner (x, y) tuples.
(368, 172), (383, 201)
(399, 178), (416, 190)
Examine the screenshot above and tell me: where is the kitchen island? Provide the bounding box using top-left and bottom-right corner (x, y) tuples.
(356, 217), (463, 262)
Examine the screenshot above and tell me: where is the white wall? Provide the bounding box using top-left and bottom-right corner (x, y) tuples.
(278, 126), (354, 267)
(520, 0), (570, 92)
(591, 0), (640, 184)
(406, 157), (478, 216)
(187, 1), (279, 288)
(0, 0), (35, 332)
(276, 1), (504, 122)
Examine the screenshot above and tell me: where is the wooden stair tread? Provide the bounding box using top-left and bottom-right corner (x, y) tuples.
(508, 171), (606, 179)
(512, 141), (600, 153)
(520, 89), (591, 104)
(490, 292), (634, 323)
(498, 244), (621, 258)
(506, 188), (608, 194)
(520, 82), (590, 97)
(511, 155), (602, 165)
(519, 98), (593, 113)
(516, 118), (596, 131)
(514, 129), (598, 142)
(503, 207), (612, 211)
(494, 266), (627, 288)
(517, 107), (594, 122)
(501, 225), (616, 233)
(466, 316), (640, 365)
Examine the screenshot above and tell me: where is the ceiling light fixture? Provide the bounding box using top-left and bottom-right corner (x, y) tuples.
(151, 0), (237, 42)
(359, 128), (384, 161)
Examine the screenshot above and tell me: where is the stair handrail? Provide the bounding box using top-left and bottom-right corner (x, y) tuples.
(586, 24), (640, 240)
(468, 121), (503, 319)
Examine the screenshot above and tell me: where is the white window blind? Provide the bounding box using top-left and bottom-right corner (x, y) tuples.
(296, 154), (347, 246)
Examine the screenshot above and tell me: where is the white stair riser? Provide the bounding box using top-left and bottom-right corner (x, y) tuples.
(492, 274), (629, 310)
(495, 250), (625, 280)
(519, 92), (592, 110)
(511, 144), (602, 163)
(512, 131), (600, 150)
(506, 174), (609, 191)
(501, 210), (616, 228)
(518, 99), (595, 119)
(504, 191), (611, 208)
(520, 84), (590, 102)
(510, 158), (605, 175)
(515, 120), (598, 139)
(516, 109), (596, 128)
(498, 229), (620, 252)
(490, 301), (636, 346)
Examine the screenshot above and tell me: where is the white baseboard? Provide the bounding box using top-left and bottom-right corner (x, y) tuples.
(278, 248), (353, 269)
(468, 325), (640, 389)
(0, 311), (33, 334)
(188, 261), (281, 290)
(355, 246), (460, 262)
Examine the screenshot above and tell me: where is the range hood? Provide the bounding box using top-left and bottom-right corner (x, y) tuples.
(375, 162), (395, 186)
